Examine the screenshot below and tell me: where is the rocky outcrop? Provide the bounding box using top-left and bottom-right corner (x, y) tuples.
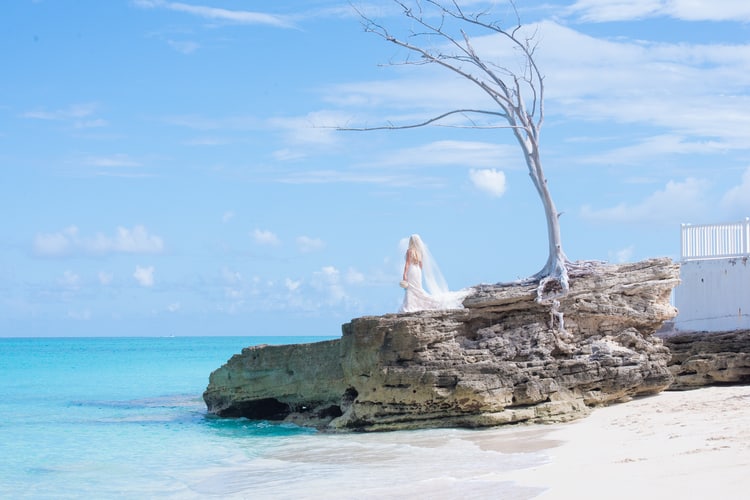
(659, 329), (750, 390)
(203, 258), (680, 431)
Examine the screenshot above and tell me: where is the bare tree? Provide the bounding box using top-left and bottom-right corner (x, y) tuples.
(344, 0), (570, 301)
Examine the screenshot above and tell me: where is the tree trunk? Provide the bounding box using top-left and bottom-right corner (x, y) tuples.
(522, 138), (569, 299)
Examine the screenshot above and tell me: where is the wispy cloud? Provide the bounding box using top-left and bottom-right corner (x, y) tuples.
(22, 103), (98, 120)
(610, 245), (635, 263)
(568, 0), (750, 22)
(21, 103), (107, 129)
(275, 169), (427, 187)
(67, 309), (92, 321)
(162, 114), (260, 131)
(33, 225), (165, 257)
(578, 134), (732, 166)
(98, 271), (114, 285)
(167, 39), (200, 54)
(296, 236), (324, 253)
(371, 140), (516, 169)
(268, 110), (351, 148)
(133, 0), (296, 28)
(252, 229), (280, 246)
(721, 166), (750, 216)
(59, 270), (81, 290)
(580, 177), (711, 225)
(329, 20), (750, 163)
(311, 265), (348, 305)
(82, 154), (142, 168)
(221, 211), (235, 224)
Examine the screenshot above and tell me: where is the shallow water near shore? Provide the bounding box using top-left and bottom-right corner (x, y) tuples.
(0, 336), (550, 499)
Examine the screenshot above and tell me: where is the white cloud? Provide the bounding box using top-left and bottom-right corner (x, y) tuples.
(167, 39), (200, 54)
(221, 267), (242, 284)
(296, 236), (324, 253)
(224, 288), (243, 300)
(579, 134), (732, 166)
(222, 269), (245, 308)
(580, 177), (711, 225)
(311, 266), (347, 304)
(667, 1), (750, 21)
(276, 168), (421, 187)
(82, 154), (141, 168)
(167, 302), (181, 312)
(163, 114), (261, 131)
(330, 20), (750, 164)
(113, 226), (164, 252)
(134, 265), (155, 287)
(721, 166), (750, 214)
(222, 211), (235, 223)
(35, 230), (71, 256)
(327, 75), (490, 115)
(60, 270), (81, 290)
(33, 225), (164, 257)
(568, 0), (750, 22)
(376, 141), (516, 169)
(133, 0), (295, 28)
(98, 271), (114, 285)
(21, 102), (106, 129)
(73, 119), (107, 129)
(252, 229), (280, 246)
(346, 268), (365, 284)
(268, 110), (349, 148)
(470, 168), (507, 197)
(67, 309), (92, 321)
(184, 136), (229, 146)
(272, 148), (307, 162)
(22, 102), (98, 121)
(274, 139), (517, 188)
(610, 245), (635, 263)
(528, 22), (750, 142)
(285, 278), (301, 292)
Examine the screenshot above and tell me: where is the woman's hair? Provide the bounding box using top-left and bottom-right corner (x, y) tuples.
(407, 234), (423, 265)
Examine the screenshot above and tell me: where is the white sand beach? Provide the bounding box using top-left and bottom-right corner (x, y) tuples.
(513, 385), (750, 499)
(185, 385), (750, 499)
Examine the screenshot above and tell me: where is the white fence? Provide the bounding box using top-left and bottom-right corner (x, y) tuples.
(681, 218), (750, 261)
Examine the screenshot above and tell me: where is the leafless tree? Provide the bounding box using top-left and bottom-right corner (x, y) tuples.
(344, 0), (570, 301)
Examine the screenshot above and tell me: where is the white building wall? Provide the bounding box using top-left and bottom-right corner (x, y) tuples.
(674, 257), (750, 331)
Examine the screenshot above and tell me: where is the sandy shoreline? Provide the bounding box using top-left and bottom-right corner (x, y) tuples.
(511, 385), (750, 499)
(187, 386), (750, 499)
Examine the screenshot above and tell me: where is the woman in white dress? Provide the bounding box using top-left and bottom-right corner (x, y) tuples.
(399, 234), (467, 313)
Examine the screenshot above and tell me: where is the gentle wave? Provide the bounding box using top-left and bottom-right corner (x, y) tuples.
(0, 336), (548, 499)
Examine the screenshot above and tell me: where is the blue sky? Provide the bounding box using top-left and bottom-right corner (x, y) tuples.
(3, 0), (750, 337)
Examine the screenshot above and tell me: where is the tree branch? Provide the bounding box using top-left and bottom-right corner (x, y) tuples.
(337, 109), (508, 131)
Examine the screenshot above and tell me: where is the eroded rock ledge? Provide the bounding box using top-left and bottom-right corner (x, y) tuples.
(659, 329), (750, 390)
(203, 258), (680, 431)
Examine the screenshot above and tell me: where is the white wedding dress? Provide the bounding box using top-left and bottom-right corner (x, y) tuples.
(398, 238), (469, 313)
(400, 263), (442, 313)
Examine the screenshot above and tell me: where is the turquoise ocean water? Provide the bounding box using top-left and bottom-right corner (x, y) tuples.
(1, 336), (549, 499)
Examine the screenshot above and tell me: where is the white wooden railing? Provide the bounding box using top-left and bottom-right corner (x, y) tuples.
(681, 218), (750, 261)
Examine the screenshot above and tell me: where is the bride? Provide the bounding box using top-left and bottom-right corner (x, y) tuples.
(399, 234), (468, 313)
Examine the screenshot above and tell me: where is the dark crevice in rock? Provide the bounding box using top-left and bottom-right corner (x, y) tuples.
(217, 397), (289, 420)
(317, 405), (343, 418)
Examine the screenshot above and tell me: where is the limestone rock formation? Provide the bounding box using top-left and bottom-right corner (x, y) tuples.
(203, 258), (680, 431)
(659, 329), (750, 390)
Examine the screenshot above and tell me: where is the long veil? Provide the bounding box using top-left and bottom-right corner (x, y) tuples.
(399, 234), (471, 311)
(400, 234), (450, 297)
